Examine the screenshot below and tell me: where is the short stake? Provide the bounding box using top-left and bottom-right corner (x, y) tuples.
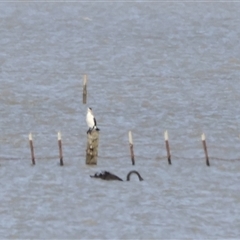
(128, 131), (135, 165)
(83, 74), (87, 104)
(164, 130), (172, 165)
(86, 130), (99, 165)
(29, 133), (35, 165)
(201, 133), (210, 166)
(58, 132), (64, 166)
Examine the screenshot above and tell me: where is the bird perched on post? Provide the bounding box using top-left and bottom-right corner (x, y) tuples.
(86, 107), (100, 134)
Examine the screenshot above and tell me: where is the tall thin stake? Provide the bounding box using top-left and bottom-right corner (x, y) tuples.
(201, 133), (210, 166)
(83, 74), (88, 104)
(58, 132), (64, 166)
(29, 133), (35, 165)
(128, 131), (135, 165)
(164, 130), (172, 165)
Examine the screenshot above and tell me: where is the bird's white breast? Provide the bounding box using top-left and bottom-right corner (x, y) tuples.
(86, 112), (95, 128)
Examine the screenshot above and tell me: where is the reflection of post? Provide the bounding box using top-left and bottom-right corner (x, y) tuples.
(164, 130), (172, 165)
(201, 133), (210, 166)
(83, 74), (87, 104)
(58, 132), (64, 166)
(86, 130), (99, 165)
(128, 131), (135, 165)
(29, 133), (35, 165)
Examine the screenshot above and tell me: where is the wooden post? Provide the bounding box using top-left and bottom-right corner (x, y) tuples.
(86, 130), (99, 165)
(29, 133), (35, 165)
(58, 132), (64, 166)
(201, 133), (210, 166)
(164, 130), (172, 165)
(83, 74), (87, 104)
(128, 131), (135, 165)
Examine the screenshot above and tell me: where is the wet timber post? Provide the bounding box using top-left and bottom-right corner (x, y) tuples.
(86, 130), (99, 165)
(201, 133), (210, 166)
(83, 74), (87, 104)
(29, 133), (35, 165)
(58, 132), (64, 166)
(128, 131), (135, 165)
(164, 130), (172, 165)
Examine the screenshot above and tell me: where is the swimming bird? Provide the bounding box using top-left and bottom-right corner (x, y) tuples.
(90, 171), (123, 181)
(90, 170), (144, 181)
(86, 107), (99, 134)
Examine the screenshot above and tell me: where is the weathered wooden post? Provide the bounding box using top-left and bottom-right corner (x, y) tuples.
(128, 131), (135, 165)
(29, 133), (35, 165)
(58, 132), (64, 166)
(83, 74), (87, 104)
(86, 130), (99, 165)
(201, 133), (210, 166)
(164, 130), (172, 165)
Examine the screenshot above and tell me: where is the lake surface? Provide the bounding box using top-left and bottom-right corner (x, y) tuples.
(0, 2), (240, 239)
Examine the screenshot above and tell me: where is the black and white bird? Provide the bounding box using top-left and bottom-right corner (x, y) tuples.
(86, 107), (100, 134)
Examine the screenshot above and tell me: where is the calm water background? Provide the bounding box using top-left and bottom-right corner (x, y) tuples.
(0, 1), (240, 239)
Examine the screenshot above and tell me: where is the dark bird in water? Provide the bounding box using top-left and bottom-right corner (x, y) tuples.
(91, 171), (123, 181)
(86, 107), (100, 134)
(90, 170), (143, 181)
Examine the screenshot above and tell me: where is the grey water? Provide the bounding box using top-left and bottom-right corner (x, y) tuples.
(0, 1), (240, 239)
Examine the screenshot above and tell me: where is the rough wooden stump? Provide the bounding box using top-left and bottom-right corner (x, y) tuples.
(86, 130), (99, 165)
(128, 131), (135, 165)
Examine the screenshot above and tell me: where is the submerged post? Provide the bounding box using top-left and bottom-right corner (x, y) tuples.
(58, 132), (64, 166)
(86, 130), (99, 165)
(201, 133), (210, 166)
(29, 133), (35, 165)
(128, 131), (135, 165)
(164, 130), (172, 165)
(83, 74), (88, 104)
